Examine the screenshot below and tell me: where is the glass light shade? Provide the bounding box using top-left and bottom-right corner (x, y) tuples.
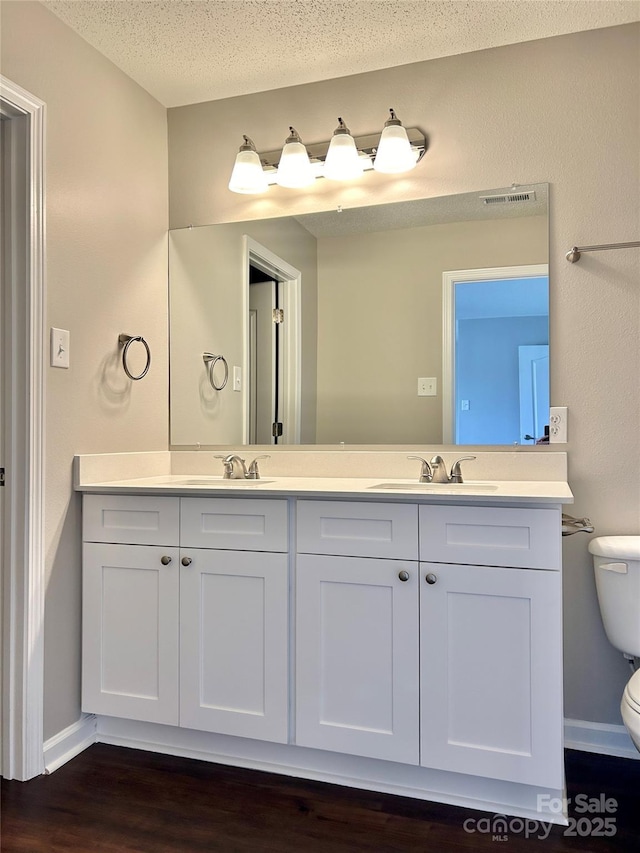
(228, 148), (268, 194)
(324, 132), (363, 181)
(373, 124), (417, 174)
(276, 129), (314, 188)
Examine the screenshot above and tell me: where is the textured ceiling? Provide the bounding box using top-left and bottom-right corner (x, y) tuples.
(295, 183), (548, 237)
(41, 0), (640, 107)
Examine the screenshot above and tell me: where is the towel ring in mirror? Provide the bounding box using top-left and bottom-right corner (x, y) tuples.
(119, 333), (151, 380)
(203, 352), (229, 391)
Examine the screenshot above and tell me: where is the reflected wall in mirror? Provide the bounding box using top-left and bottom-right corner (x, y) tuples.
(169, 183), (548, 447)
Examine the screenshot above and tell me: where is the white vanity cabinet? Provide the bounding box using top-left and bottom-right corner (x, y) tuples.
(79, 481), (568, 822)
(295, 501), (420, 763)
(82, 494), (289, 742)
(418, 504), (564, 789)
(82, 495), (181, 725)
(179, 498), (289, 742)
(293, 499), (563, 788)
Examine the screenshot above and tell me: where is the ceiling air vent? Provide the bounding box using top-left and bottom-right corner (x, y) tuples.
(480, 190), (537, 205)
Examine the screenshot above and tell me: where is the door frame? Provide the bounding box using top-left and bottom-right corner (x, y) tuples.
(243, 237), (301, 445)
(0, 76), (46, 780)
(442, 264), (548, 444)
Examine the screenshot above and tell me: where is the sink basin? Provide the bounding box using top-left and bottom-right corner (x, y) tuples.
(368, 482), (498, 492)
(172, 478), (274, 486)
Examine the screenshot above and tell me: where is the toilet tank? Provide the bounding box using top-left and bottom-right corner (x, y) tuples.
(589, 536), (640, 657)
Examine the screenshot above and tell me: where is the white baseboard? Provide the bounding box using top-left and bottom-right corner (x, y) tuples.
(41, 714), (638, 779)
(564, 718), (640, 760)
(95, 716), (569, 825)
(43, 714), (97, 774)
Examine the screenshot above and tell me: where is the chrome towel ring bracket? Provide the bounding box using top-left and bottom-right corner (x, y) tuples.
(203, 352), (229, 391)
(118, 333), (151, 380)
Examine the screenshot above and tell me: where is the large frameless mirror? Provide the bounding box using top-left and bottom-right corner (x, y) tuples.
(169, 183), (549, 447)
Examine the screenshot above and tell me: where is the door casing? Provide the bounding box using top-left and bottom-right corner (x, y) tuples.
(243, 237), (301, 445)
(0, 75), (46, 781)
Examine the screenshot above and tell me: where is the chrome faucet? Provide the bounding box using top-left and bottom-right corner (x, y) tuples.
(214, 453), (270, 480)
(407, 454), (476, 484)
(214, 454), (248, 479)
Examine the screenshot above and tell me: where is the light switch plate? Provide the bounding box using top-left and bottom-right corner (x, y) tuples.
(50, 328), (70, 368)
(233, 365), (242, 391)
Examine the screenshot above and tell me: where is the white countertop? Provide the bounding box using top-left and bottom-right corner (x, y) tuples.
(75, 474), (574, 505)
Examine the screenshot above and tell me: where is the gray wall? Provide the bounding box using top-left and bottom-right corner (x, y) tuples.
(1, 1), (169, 738)
(168, 24), (640, 726)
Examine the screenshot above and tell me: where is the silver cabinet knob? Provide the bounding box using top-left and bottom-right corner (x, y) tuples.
(181, 556), (192, 567)
(398, 570), (410, 582)
(425, 572), (438, 585)
(160, 555), (172, 565)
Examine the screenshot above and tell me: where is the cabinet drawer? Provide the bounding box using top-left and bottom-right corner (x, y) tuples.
(297, 500), (418, 560)
(83, 495), (180, 546)
(419, 505), (560, 569)
(180, 498), (288, 552)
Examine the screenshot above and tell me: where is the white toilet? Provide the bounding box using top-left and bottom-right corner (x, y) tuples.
(589, 535), (640, 752)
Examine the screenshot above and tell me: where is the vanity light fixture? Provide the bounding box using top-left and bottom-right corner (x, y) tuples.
(324, 117), (364, 181)
(228, 109), (426, 194)
(276, 127), (315, 188)
(228, 135), (269, 194)
(373, 109), (417, 174)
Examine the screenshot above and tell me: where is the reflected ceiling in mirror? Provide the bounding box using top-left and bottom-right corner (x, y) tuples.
(169, 183), (549, 448)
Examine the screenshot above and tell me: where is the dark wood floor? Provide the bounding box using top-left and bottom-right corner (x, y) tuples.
(1, 745), (639, 852)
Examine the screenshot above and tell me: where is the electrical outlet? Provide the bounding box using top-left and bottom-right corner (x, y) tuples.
(549, 406), (568, 443)
(418, 377), (437, 397)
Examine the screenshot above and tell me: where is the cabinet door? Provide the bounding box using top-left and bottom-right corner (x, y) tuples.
(180, 549), (289, 742)
(82, 543), (179, 724)
(296, 554), (419, 764)
(420, 562), (563, 787)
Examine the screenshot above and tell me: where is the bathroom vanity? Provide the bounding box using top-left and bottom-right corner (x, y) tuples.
(76, 450), (572, 823)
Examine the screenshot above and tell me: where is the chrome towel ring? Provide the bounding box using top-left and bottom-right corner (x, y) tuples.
(119, 333), (151, 380)
(203, 352), (229, 391)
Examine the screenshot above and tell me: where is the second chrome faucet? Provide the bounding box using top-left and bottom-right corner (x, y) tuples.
(214, 453), (270, 480)
(407, 454), (476, 484)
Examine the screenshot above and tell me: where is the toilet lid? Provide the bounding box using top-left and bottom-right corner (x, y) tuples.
(624, 669), (640, 711)
(589, 536), (640, 560)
